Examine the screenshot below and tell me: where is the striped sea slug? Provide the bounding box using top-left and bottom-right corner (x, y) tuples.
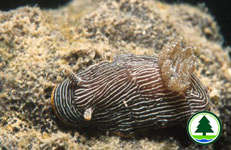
(51, 41), (210, 135)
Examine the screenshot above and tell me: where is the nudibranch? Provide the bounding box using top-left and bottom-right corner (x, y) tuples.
(51, 41), (210, 135)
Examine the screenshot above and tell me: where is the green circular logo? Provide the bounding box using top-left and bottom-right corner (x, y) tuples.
(187, 111), (222, 145)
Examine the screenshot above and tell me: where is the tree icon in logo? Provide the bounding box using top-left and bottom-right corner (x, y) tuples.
(195, 116), (214, 136)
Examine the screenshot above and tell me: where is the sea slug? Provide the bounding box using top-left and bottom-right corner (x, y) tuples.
(51, 41), (210, 135)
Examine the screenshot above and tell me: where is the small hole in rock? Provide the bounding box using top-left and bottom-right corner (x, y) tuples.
(44, 87), (53, 99)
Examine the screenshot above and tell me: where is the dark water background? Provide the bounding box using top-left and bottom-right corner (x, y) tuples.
(162, 0), (231, 47)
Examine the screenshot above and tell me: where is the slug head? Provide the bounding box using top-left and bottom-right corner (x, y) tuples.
(51, 70), (87, 126)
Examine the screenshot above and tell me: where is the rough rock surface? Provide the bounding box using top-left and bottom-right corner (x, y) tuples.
(0, 0), (230, 149)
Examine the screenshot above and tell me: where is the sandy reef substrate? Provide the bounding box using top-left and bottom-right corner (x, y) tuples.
(0, 0), (230, 149)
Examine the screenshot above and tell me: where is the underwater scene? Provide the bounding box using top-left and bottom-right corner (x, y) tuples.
(0, 0), (230, 150)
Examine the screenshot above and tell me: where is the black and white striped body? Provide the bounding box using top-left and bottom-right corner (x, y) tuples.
(51, 54), (210, 135)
